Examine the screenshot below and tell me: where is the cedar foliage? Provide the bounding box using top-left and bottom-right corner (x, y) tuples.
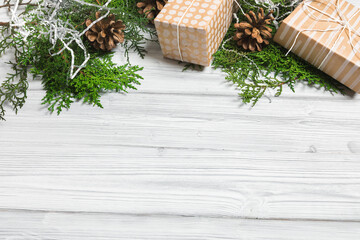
(212, 0), (344, 105)
(0, 0), (151, 120)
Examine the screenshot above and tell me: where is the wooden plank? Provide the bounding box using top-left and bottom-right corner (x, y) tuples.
(0, 210), (360, 240)
(2, 88), (360, 155)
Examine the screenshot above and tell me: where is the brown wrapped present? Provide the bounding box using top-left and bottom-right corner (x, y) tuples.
(274, 0), (360, 93)
(154, 0), (235, 66)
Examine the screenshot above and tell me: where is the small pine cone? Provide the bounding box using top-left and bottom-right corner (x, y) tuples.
(85, 12), (126, 52)
(137, 0), (168, 23)
(233, 8), (274, 52)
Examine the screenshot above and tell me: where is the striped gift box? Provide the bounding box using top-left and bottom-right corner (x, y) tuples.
(274, 0), (360, 93)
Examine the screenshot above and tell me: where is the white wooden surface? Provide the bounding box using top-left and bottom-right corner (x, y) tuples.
(1, 1), (360, 239)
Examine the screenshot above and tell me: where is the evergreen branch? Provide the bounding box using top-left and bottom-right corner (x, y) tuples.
(0, 63), (28, 121)
(0, 0), (149, 120)
(212, 0), (344, 106)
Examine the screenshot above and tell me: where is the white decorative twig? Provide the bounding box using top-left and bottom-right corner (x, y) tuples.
(7, 0), (113, 79)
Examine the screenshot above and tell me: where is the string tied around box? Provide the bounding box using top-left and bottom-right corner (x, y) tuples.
(176, 0), (196, 62)
(176, 0), (246, 62)
(286, 0), (360, 70)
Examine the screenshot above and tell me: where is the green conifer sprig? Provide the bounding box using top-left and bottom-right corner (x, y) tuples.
(0, 0), (152, 120)
(0, 22), (30, 121)
(212, 0), (345, 105)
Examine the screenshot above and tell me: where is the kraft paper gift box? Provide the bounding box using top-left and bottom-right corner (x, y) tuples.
(154, 0), (235, 66)
(274, 0), (360, 93)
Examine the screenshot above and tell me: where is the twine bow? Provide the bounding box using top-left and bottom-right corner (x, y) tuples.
(286, 0), (360, 70)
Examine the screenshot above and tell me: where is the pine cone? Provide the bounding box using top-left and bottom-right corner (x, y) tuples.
(233, 8), (274, 52)
(85, 12), (125, 51)
(137, 0), (168, 23)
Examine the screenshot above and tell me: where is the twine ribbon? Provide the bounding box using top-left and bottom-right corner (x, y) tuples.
(286, 0), (360, 70)
(176, 0), (196, 61)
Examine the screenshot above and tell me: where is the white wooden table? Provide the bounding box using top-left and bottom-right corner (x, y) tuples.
(1, 1), (360, 239)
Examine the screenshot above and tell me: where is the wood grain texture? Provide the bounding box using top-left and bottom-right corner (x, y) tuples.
(1, 210), (360, 240)
(1, 0), (360, 239)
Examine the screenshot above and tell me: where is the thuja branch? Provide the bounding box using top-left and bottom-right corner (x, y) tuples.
(213, 0), (343, 106)
(0, 0), (149, 120)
